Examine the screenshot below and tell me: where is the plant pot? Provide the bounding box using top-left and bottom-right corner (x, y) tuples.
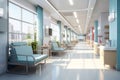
(33, 50), (37, 54)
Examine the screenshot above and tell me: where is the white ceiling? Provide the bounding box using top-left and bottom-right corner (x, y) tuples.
(28, 0), (109, 35)
(89, 0), (109, 31)
(48, 0), (96, 34)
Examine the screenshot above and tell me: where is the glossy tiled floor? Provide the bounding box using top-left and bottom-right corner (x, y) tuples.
(0, 42), (120, 80)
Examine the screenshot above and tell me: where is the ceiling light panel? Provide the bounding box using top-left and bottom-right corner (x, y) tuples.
(78, 25), (82, 33)
(73, 12), (77, 18)
(47, 0), (90, 34)
(84, 0), (96, 34)
(69, 0), (74, 6)
(76, 19), (79, 23)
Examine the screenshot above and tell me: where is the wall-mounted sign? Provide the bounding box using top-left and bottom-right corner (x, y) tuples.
(0, 8), (4, 17)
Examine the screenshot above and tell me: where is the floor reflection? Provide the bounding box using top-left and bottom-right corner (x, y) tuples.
(0, 42), (120, 80)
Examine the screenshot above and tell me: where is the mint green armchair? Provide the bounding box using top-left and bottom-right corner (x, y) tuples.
(8, 42), (48, 73)
(51, 42), (65, 54)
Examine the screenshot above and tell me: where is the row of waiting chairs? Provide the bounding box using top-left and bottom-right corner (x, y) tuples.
(7, 41), (66, 74)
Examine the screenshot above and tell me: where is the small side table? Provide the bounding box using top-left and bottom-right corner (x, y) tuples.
(41, 46), (50, 56)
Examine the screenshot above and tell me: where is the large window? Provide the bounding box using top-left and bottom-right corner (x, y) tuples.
(50, 23), (60, 42)
(9, 2), (38, 43)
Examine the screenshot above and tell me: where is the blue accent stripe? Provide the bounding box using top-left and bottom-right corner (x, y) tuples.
(94, 20), (98, 42)
(36, 6), (43, 46)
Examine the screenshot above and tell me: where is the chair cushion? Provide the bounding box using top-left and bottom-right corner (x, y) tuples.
(17, 54), (48, 65)
(14, 46), (33, 55)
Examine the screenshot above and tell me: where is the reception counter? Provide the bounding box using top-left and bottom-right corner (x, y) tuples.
(99, 46), (116, 68)
(94, 42), (99, 55)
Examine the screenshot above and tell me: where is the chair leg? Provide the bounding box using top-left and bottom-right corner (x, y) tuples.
(26, 65), (29, 73)
(44, 60), (46, 63)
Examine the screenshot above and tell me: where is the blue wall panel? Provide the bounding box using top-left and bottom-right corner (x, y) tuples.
(57, 21), (61, 43)
(36, 6), (43, 46)
(109, 0), (120, 70)
(109, 0), (117, 47)
(116, 0), (120, 70)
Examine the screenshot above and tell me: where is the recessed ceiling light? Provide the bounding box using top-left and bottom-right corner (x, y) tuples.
(73, 12), (77, 18)
(91, 8), (93, 10)
(69, 0), (74, 6)
(76, 19), (79, 23)
(78, 25), (81, 28)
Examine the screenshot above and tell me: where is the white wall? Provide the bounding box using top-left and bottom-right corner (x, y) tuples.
(98, 12), (109, 43)
(43, 10), (51, 45)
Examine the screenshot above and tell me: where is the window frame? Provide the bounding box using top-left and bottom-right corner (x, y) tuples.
(9, 2), (37, 43)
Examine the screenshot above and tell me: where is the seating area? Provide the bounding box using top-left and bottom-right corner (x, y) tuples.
(8, 42), (48, 73)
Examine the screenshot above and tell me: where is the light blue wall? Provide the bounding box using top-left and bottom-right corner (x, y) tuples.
(109, 0), (120, 70)
(36, 6), (43, 46)
(116, 0), (120, 70)
(109, 0), (117, 47)
(0, 0), (8, 74)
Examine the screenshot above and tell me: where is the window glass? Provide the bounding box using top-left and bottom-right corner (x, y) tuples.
(21, 34), (34, 42)
(51, 23), (60, 41)
(22, 23), (34, 42)
(9, 19), (21, 33)
(22, 9), (34, 23)
(9, 33), (22, 43)
(9, 3), (21, 20)
(9, 2), (38, 43)
(22, 22), (34, 34)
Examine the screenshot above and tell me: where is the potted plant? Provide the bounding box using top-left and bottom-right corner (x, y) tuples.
(31, 41), (38, 54)
(31, 27), (38, 54)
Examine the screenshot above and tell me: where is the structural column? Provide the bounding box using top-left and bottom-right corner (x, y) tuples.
(94, 20), (98, 54)
(94, 20), (98, 43)
(110, 0), (120, 70)
(69, 28), (71, 42)
(36, 6), (43, 46)
(92, 27), (94, 42)
(64, 26), (68, 43)
(117, 0), (120, 70)
(57, 21), (62, 43)
(0, 0), (8, 74)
